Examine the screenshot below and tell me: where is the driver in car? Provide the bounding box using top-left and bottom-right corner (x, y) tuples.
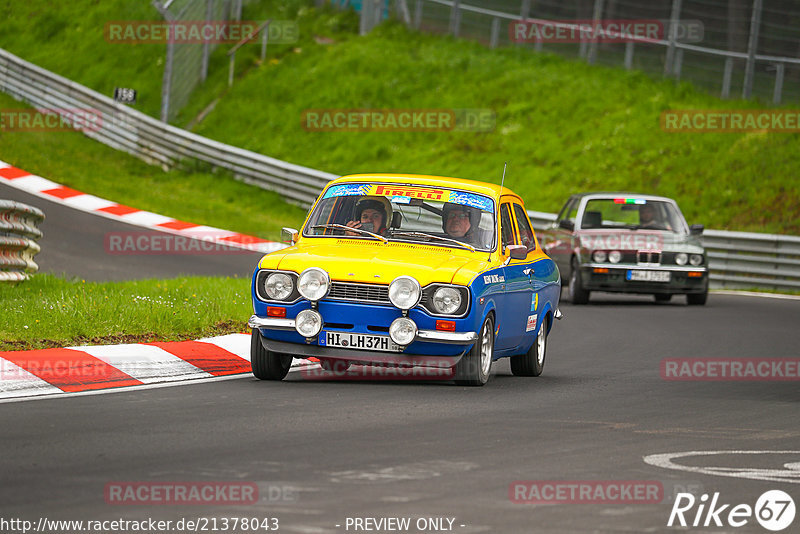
(442, 203), (479, 243)
(638, 203), (670, 230)
(345, 198), (391, 236)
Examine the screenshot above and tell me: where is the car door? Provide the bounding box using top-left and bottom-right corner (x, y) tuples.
(512, 203), (542, 348)
(493, 201), (519, 352)
(496, 199), (531, 352)
(543, 196), (579, 276)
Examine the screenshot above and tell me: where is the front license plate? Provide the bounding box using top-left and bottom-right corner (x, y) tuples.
(319, 331), (401, 352)
(627, 270), (671, 282)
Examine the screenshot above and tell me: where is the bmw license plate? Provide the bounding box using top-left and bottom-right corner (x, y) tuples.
(627, 270), (671, 282)
(319, 331), (401, 352)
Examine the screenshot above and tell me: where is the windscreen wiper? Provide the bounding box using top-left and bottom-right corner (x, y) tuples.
(311, 224), (388, 243)
(390, 231), (476, 252)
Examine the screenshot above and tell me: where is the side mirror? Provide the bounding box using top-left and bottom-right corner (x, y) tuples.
(281, 227), (299, 244)
(689, 224), (704, 235)
(507, 244), (528, 260)
(558, 219), (575, 231)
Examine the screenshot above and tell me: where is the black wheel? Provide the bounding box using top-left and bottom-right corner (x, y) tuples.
(454, 315), (494, 386)
(687, 290), (708, 305)
(319, 359), (351, 373)
(568, 258), (590, 304)
(250, 328), (292, 380)
(654, 293), (672, 302)
(510, 316), (549, 377)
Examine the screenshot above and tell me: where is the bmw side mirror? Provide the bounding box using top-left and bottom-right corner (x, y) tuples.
(689, 224), (704, 235)
(558, 219), (575, 231)
(507, 244), (528, 260)
(281, 227), (299, 244)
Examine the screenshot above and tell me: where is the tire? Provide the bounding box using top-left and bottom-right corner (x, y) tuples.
(510, 315), (548, 377)
(568, 258), (590, 304)
(319, 358), (351, 373)
(687, 290), (708, 306)
(654, 293), (672, 302)
(454, 315), (494, 386)
(250, 329), (292, 380)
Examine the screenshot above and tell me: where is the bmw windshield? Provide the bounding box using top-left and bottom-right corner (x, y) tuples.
(303, 183), (496, 252)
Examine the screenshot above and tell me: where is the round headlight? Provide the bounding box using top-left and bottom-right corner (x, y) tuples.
(298, 267), (330, 302)
(675, 253), (688, 266)
(432, 287), (462, 315)
(264, 272), (293, 301)
(389, 317), (417, 346)
(689, 254), (703, 266)
(593, 250), (607, 263)
(388, 276), (421, 310)
(295, 309), (323, 338)
(608, 250), (622, 264)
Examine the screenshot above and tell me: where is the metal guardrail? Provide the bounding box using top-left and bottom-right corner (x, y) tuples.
(1, 46), (799, 292)
(0, 200), (44, 282)
(527, 211), (800, 292)
(0, 47), (335, 207)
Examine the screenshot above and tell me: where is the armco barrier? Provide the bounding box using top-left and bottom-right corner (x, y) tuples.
(1, 46), (798, 292)
(0, 48), (335, 207)
(0, 200), (44, 282)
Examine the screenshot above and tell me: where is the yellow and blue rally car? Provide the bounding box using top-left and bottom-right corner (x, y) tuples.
(248, 174), (562, 386)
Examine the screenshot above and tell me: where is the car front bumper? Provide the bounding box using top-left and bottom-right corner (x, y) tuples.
(579, 264), (708, 294)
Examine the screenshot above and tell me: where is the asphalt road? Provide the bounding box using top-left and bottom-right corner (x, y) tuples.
(1, 182), (262, 280)
(2, 292), (798, 533)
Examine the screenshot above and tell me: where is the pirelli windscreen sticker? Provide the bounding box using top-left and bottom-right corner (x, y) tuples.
(322, 183), (494, 213)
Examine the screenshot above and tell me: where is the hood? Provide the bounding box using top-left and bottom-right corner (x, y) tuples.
(259, 238), (491, 286)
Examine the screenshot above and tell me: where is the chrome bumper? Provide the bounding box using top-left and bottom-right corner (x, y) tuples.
(248, 314), (295, 330)
(249, 315), (478, 345)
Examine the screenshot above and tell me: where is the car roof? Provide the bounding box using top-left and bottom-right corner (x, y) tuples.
(331, 173), (521, 201)
(570, 191), (678, 203)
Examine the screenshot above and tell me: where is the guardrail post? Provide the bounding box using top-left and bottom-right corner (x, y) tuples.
(586, 0), (604, 65)
(201, 0), (214, 82)
(490, 18), (500, 49)
(414, 0), (423, 30)
(624, 41), (634, 70)
(663, 0), (682, 76)
(261, 21), (270, 62)
(721, 57), (733, 98)
(742, 0), (763, 99)
(449, 0), (461, 38)
(673, 48), (684, 80)
(772, 62), (784, 104)
(520, 0), (530, 20)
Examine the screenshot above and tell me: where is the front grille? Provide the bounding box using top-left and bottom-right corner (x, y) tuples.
(327, 282), (389, 304)
(637, 251), (661, 265)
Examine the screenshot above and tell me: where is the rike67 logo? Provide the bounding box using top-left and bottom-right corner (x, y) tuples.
(668, 490), (795, 531)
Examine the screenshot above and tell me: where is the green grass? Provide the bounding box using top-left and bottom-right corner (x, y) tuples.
(0, 274), (252, 351)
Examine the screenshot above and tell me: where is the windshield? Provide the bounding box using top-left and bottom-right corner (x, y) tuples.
(580, 198), (688, 233)
(303, 183), (496, 251)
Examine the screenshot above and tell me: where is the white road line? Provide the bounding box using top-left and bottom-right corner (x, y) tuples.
(711, 290), (800, 301)
(644, 450), (800, 484)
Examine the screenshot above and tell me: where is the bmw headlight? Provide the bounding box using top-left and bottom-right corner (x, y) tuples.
(608, 250), (622, 264)
(264, 272), (294, 301)
(298, 267), (330, 302)
(389, 317), (417, 346)
(295, 309), (323, 338)
(593, 250), (607, 263)
(675, 253), (688, 266)
(388, 276), (421, 310)
(432, 287), (462, 315)
(689, 254), (703, 266)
